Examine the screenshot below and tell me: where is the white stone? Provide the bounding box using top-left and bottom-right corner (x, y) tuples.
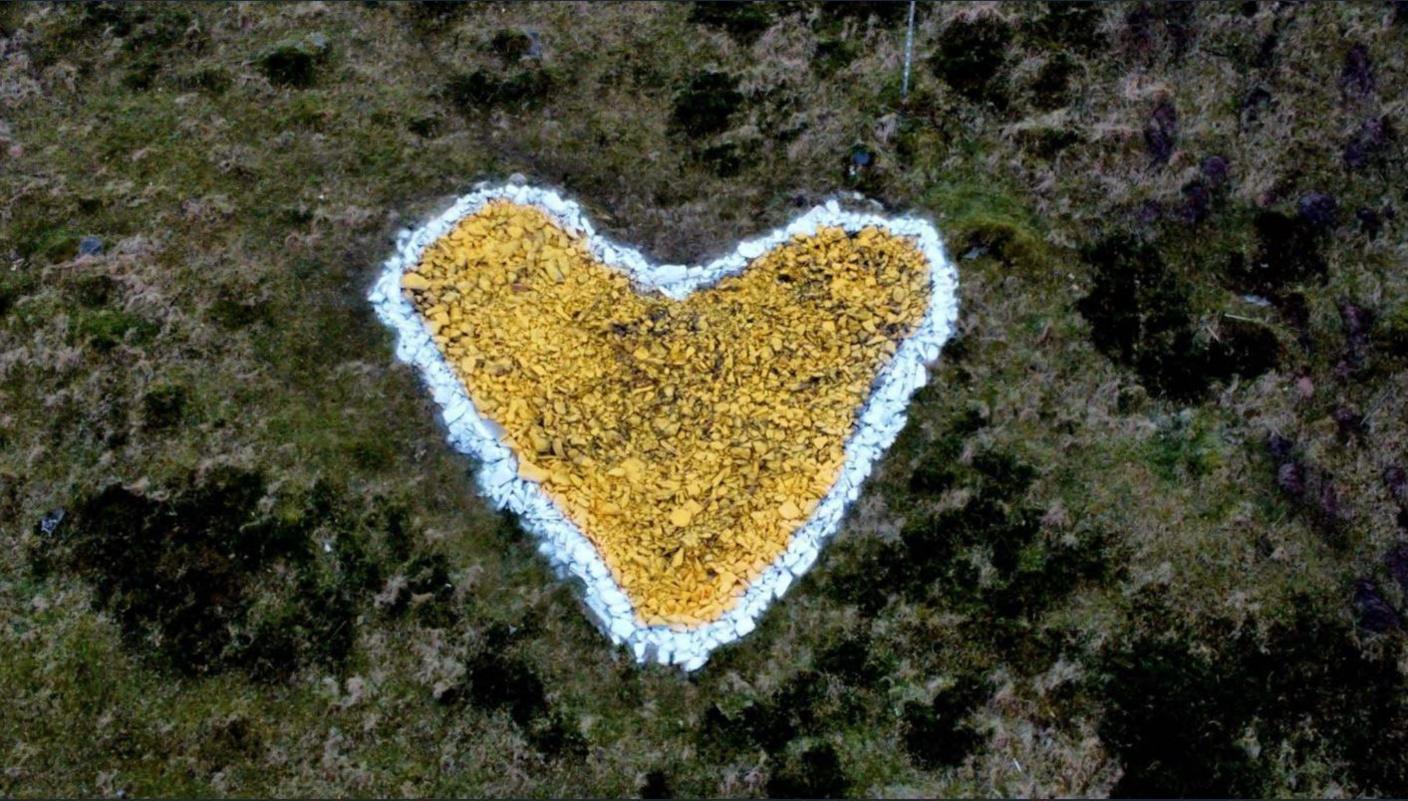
(655, 264), (687, 284)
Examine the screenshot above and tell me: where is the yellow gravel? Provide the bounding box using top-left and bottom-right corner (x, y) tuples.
(402, 200), (930, 627)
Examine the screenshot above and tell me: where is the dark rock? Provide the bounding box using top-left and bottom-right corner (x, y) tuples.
(1297, 193), (1340, 230)
(847, 145), (873, 180)
(38, 508), (66, 536)
(1339, 43), (1375, 100)
(1200, 155), (1229, 187)
(1353, 579), (1402, 634)
(77, 235), (103, 257)
(1145, 98), (1178, 165)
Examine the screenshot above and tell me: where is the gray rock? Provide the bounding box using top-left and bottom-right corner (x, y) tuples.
(78, 236), (103, 257)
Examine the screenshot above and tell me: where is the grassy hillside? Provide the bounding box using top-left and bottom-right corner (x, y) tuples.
(2, 1), (1407, 796)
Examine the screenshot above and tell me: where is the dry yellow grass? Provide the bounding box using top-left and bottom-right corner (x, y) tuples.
(402, 201), (930, 625)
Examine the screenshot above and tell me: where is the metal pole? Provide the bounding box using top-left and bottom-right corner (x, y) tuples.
(901, 0), (916, 100)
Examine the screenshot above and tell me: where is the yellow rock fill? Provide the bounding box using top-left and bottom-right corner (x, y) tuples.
(402, 200), (930, 627)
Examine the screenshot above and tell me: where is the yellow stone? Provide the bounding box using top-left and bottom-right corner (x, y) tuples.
(518, 460), (550, 483)
(669, 506), (694, 528)
(402, 272), (431, 291)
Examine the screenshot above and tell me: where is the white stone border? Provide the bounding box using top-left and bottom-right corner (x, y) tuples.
(368, 182), (958, 671)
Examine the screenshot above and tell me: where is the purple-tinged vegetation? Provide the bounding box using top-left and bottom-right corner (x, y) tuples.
(1276, 461), (1306, 497)
(1297, 193), (1340, 230)
(1336, 300), (1374, 378)
(1385, 542), (1408, 596)
(1135, 199), (1164, 225)
(1385, 543), (1408, 594)
(1178, 180), (1211, 224)
(1384, 466), (1408, 508)
(1353, 579), (1402, 634)
(1241, 86), (1272, 127)
(1200, 155), (1229, 187)
(1339, 43), (1376, 100)
(1317, 481), (1347, 524)
(1356, 207), (1382, 238)
(1344, 116), (1392, 171)
(1145, 99), (1178, 165)
(1332, 406), (1363, 438)
(1268, 435), (1350, 528)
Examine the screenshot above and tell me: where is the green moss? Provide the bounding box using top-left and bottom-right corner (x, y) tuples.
(257, 34), (331, 88)
(670, 70), (744, 137)
(71, 309), (158, 351)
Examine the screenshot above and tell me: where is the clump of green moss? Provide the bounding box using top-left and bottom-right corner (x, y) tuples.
(766, 743), (851, 798)
(71, 308), (159, 352)
(687, 2), (775, 44)
(901, 673), (989, 769)
(670, 70), (744, 137)
(33, 470), (436, 680)
(1096, 596), (1408, 796)
(441, 67), (554, 112)
(930, 15), (1014, 108)
(139, 382), (189, 431)
(1077, 234), (1280, 400)
(256, 34), (331, 89)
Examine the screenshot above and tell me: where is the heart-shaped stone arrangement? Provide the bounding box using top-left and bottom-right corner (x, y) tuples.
(369, 185), (957, 669)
